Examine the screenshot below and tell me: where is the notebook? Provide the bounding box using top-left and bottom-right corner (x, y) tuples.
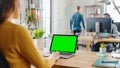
(93, 58), (119, 68)
(49, 34), (78, 58)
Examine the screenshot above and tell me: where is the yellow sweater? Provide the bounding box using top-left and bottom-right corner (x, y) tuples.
(0, 20), (55, 68)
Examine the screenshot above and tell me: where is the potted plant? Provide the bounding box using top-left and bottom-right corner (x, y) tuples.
(26, 12), (36, 29)
(32, 27), (44, 39)
(99, 43), (106, 53)
(32, 27), (45, 49)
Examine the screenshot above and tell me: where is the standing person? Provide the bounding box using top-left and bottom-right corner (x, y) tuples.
(0, 0), (60, 68)
(70, 6), (85, 35)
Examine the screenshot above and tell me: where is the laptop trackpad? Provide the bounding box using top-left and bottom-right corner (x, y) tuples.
(60, 52), (74, 59)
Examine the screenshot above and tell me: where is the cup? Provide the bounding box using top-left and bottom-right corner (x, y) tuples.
(99, 48), (106, 53)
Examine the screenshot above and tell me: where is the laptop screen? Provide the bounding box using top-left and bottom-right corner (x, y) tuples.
(50, 34), (78, 53)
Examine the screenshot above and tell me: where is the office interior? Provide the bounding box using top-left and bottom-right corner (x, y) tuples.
(18, 0), (120, 47)
(4, 0), (120, 68)
(18, 0), (120, 34)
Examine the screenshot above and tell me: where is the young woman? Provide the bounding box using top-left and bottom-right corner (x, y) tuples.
(0, 0), (60, 68)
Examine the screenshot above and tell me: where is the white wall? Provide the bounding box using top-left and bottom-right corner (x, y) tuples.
(52, 0), (71, 34)
(51, 0), (105, 34)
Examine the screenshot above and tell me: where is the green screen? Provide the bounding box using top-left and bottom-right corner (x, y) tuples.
(50, 35), (78, 53)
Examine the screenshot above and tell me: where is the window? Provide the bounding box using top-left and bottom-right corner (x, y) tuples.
(43, 0), (51, 36)
(107, 0), (120, 22)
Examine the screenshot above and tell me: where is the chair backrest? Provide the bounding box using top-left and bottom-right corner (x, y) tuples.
(114, 23), (120, 32)
(0, 50), (10, 68)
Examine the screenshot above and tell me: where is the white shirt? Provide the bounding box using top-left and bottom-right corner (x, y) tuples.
(111, 24), (120, 38)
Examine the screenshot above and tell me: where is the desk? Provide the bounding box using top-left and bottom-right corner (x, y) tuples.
(95, 38), (120, 42)
(78, 36), (120, 51)
(52, 51), (97, 68)
(78, 36), (93, 51)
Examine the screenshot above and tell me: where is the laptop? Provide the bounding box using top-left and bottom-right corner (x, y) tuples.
(49, 34), (78, 58)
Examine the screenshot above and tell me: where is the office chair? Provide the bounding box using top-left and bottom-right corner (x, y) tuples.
(112, 23), (120, 51)
(0, 50), (10, 68)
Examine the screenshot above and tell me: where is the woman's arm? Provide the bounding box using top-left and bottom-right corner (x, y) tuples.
(16, 25), (56, 68)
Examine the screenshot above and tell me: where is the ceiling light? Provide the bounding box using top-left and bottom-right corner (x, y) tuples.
(97, 0), (109, 3)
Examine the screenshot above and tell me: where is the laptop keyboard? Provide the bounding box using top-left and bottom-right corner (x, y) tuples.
(60, 52), (73, 55)
(60, 52), (74, 58)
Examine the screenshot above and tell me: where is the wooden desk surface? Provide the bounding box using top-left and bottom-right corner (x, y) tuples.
(95, 38), (120, 42)
(78, 35), (120, 51)
(53, 51), (97, 68)
(78, 36), (120, 42)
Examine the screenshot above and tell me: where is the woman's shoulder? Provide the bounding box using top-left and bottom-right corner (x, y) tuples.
(16, 24), (28, 31)
(13, 24), (30, 35)
(8, 22), (27, 31)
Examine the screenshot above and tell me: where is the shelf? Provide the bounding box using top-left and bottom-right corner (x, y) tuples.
(84, 5), (103, 18)
(85, 5), (101, 7)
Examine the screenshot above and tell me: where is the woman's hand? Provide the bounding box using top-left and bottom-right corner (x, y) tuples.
(50, 52), (61, 61)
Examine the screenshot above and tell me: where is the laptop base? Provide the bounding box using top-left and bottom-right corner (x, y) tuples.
(43, 52), (75, 59)
(60, 52), (75, 59)
(60, 54), (74, 59)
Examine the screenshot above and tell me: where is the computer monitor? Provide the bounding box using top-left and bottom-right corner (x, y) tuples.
(86, 18), (112, 33)
(50, 34), (78, 53)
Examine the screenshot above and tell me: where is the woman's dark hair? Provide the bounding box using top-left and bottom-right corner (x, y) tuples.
(0, 0), (16, 23)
